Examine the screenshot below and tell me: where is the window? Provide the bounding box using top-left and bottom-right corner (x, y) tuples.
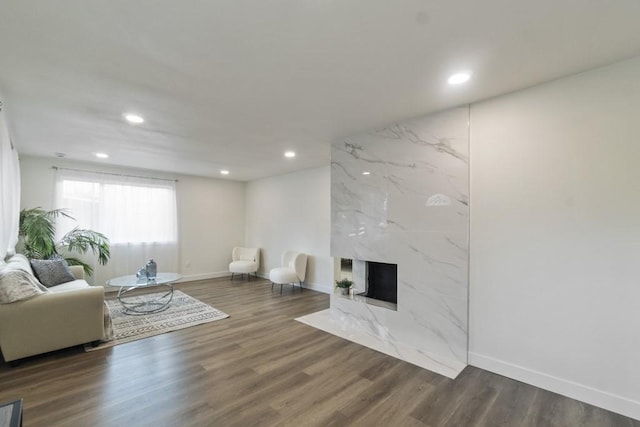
(54, 168), (179, 286)
(55, 169), (177, 244)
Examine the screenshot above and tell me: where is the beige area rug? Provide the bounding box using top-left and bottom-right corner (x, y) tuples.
(85, 290), (229, 351)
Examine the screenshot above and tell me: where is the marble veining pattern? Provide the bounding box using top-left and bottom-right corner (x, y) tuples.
(317, 106), (469, 378)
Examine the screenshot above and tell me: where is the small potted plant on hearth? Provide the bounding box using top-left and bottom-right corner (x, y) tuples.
(335, 278), (353, 296)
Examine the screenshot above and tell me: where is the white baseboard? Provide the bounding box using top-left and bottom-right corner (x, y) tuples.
(104, 271), (333, 294)
(468, 352), (640, 421)
(102, 271), (231, 293)
(104, 271), (332, 292)
(177, 271), (230, 282)
(256, 272), (332, 294)
(301, 282), (332, 294)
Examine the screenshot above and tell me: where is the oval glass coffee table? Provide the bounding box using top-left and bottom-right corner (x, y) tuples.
(107, 272), (182, 315)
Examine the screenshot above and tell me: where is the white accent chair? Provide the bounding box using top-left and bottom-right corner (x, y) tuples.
(269, 251), (307, 294)
(229, 247), (260, 281)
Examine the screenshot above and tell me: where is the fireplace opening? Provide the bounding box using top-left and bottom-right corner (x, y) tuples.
(360, 261), (397, 304)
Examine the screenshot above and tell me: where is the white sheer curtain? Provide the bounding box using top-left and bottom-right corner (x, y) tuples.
(0, 107), (21, 261)
(54, 168), (178, 287)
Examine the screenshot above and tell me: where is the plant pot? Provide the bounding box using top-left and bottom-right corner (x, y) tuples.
(339, 287), (350, 296)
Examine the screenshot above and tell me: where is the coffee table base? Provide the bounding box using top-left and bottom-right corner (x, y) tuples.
(117, 284), (174, 315)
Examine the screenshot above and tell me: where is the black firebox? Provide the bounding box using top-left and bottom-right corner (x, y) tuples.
(361, 261), (397, 304)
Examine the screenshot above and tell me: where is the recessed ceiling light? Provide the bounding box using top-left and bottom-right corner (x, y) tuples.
(95, 152), (109, 159)
(124, 113), (144, 124)
(448, 72), (471, 85)
(284, 151), (296, 158)
(362, 171), (371, 175)
(220, 170), (230, 175)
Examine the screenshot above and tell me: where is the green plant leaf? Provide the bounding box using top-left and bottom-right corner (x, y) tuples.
(19, 207), (110, 277)
(18, 207), (72, 259)
(59, 228), (110, 271)
(335, 278), (353, 288)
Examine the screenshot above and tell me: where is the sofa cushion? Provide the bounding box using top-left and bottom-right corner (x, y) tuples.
(0, 268), (48, 304)
(48, 279), (91, 293)
(229, 260), (257, 273)
(269, 267), (299, 284)
(30, 258), (76, 287)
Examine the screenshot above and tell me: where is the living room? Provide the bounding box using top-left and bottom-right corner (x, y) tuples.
(1, 2), (640, 426)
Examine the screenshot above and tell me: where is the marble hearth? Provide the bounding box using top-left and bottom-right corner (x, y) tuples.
(297, 106), (469, 379)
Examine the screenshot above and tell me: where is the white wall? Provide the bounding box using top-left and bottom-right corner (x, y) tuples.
(245, 166), (333, 293)
(176, 174), (246, 280)
(469, 56), (640, 420)
(19, 156), (245, 284)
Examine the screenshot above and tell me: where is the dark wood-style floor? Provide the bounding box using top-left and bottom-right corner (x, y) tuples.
(0, 278), (637, 427)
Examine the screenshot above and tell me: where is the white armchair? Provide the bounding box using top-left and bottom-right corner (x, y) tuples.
(229, 247), (260, 281)
(269, 251), (307, 294)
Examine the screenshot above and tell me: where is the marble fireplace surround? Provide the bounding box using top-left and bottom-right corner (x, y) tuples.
(297, 106), (469, 379)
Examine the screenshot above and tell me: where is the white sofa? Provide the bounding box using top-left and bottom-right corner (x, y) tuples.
(0, 254), (105, 364)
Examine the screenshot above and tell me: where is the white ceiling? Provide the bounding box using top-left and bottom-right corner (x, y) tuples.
(1, 1), (640, 181)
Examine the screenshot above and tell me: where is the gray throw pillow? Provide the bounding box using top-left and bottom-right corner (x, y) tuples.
(30, 259), (76, 287)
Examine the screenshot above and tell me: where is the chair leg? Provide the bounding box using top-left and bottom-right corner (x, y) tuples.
(271, 282), (274, 291)
(280, 283), (283, 294)
(299, 280), (303, 292)
(231, 273), (235, 281)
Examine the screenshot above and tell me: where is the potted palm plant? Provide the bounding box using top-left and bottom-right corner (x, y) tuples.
(18, 207), (110, 276)
(335, 278), (353, 296)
